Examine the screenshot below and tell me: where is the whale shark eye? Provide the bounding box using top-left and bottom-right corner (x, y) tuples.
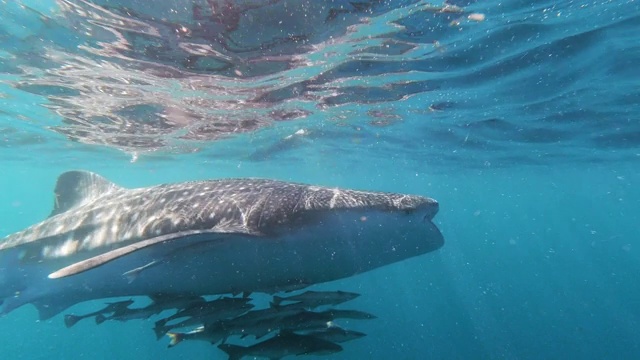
(404, 209), (415, 215)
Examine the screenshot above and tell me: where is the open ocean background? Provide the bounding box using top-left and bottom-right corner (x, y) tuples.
(1, 0), (639, 359)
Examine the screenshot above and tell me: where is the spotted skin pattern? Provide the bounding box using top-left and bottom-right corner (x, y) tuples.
(1, 171), (437, 262)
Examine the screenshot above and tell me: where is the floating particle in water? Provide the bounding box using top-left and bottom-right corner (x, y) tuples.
(468, 13), (486, 22)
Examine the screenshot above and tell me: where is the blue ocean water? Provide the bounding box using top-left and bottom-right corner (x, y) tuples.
(1, 0), (639, 359)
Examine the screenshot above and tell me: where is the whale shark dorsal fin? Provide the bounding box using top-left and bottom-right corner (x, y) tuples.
(50, 171), (122, 217)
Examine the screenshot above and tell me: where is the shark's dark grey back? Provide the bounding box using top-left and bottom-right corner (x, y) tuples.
(0, 171), (436, 254)
(250, 180), (435, 232)
(141, 178), (310, 235)
(130, 177), (432, 234)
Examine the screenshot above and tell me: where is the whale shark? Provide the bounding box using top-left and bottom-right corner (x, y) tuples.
(0, 171), (443, 320)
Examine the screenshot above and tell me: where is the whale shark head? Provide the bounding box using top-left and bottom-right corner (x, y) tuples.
(257, 183), (444, 254)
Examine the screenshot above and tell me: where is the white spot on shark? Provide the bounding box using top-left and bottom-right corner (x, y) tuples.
(59, 239), (80, 256)
(329, 189), (339, 209)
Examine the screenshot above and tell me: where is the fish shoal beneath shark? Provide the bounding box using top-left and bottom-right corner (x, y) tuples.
(0, 170), (444, 320)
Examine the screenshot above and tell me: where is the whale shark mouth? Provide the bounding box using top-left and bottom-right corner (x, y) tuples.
(424, 218), (445, 252)
(423, 201), (440, 221)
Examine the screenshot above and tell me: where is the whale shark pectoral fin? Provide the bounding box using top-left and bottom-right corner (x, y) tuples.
(47, 231), (215, 279)
(47, 230), (261, 280)
(48, 231), (215, 279)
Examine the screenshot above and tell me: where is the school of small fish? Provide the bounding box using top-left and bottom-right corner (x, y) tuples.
(64, 290), (372, 359)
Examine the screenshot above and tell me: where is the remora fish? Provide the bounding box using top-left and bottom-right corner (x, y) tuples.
(271, 290), (360, 309)
(218, 331), (343, 360)
(212, 307), (376, 341)
(158, 297), (253, 326)
(64, 299), (134, 328)
(253, 309), (375, 338)
(164, 304), (287, 348)
(317, 309), (377, 320)
(166, 325), (226, 348)
(95, 294), (205, 324)
(156, 312), (240, 341)
(153, 298), (254, 339)
(203, 306), (307, 341)
(0, 170), (443, 320)
(298, 326), (367, 343)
